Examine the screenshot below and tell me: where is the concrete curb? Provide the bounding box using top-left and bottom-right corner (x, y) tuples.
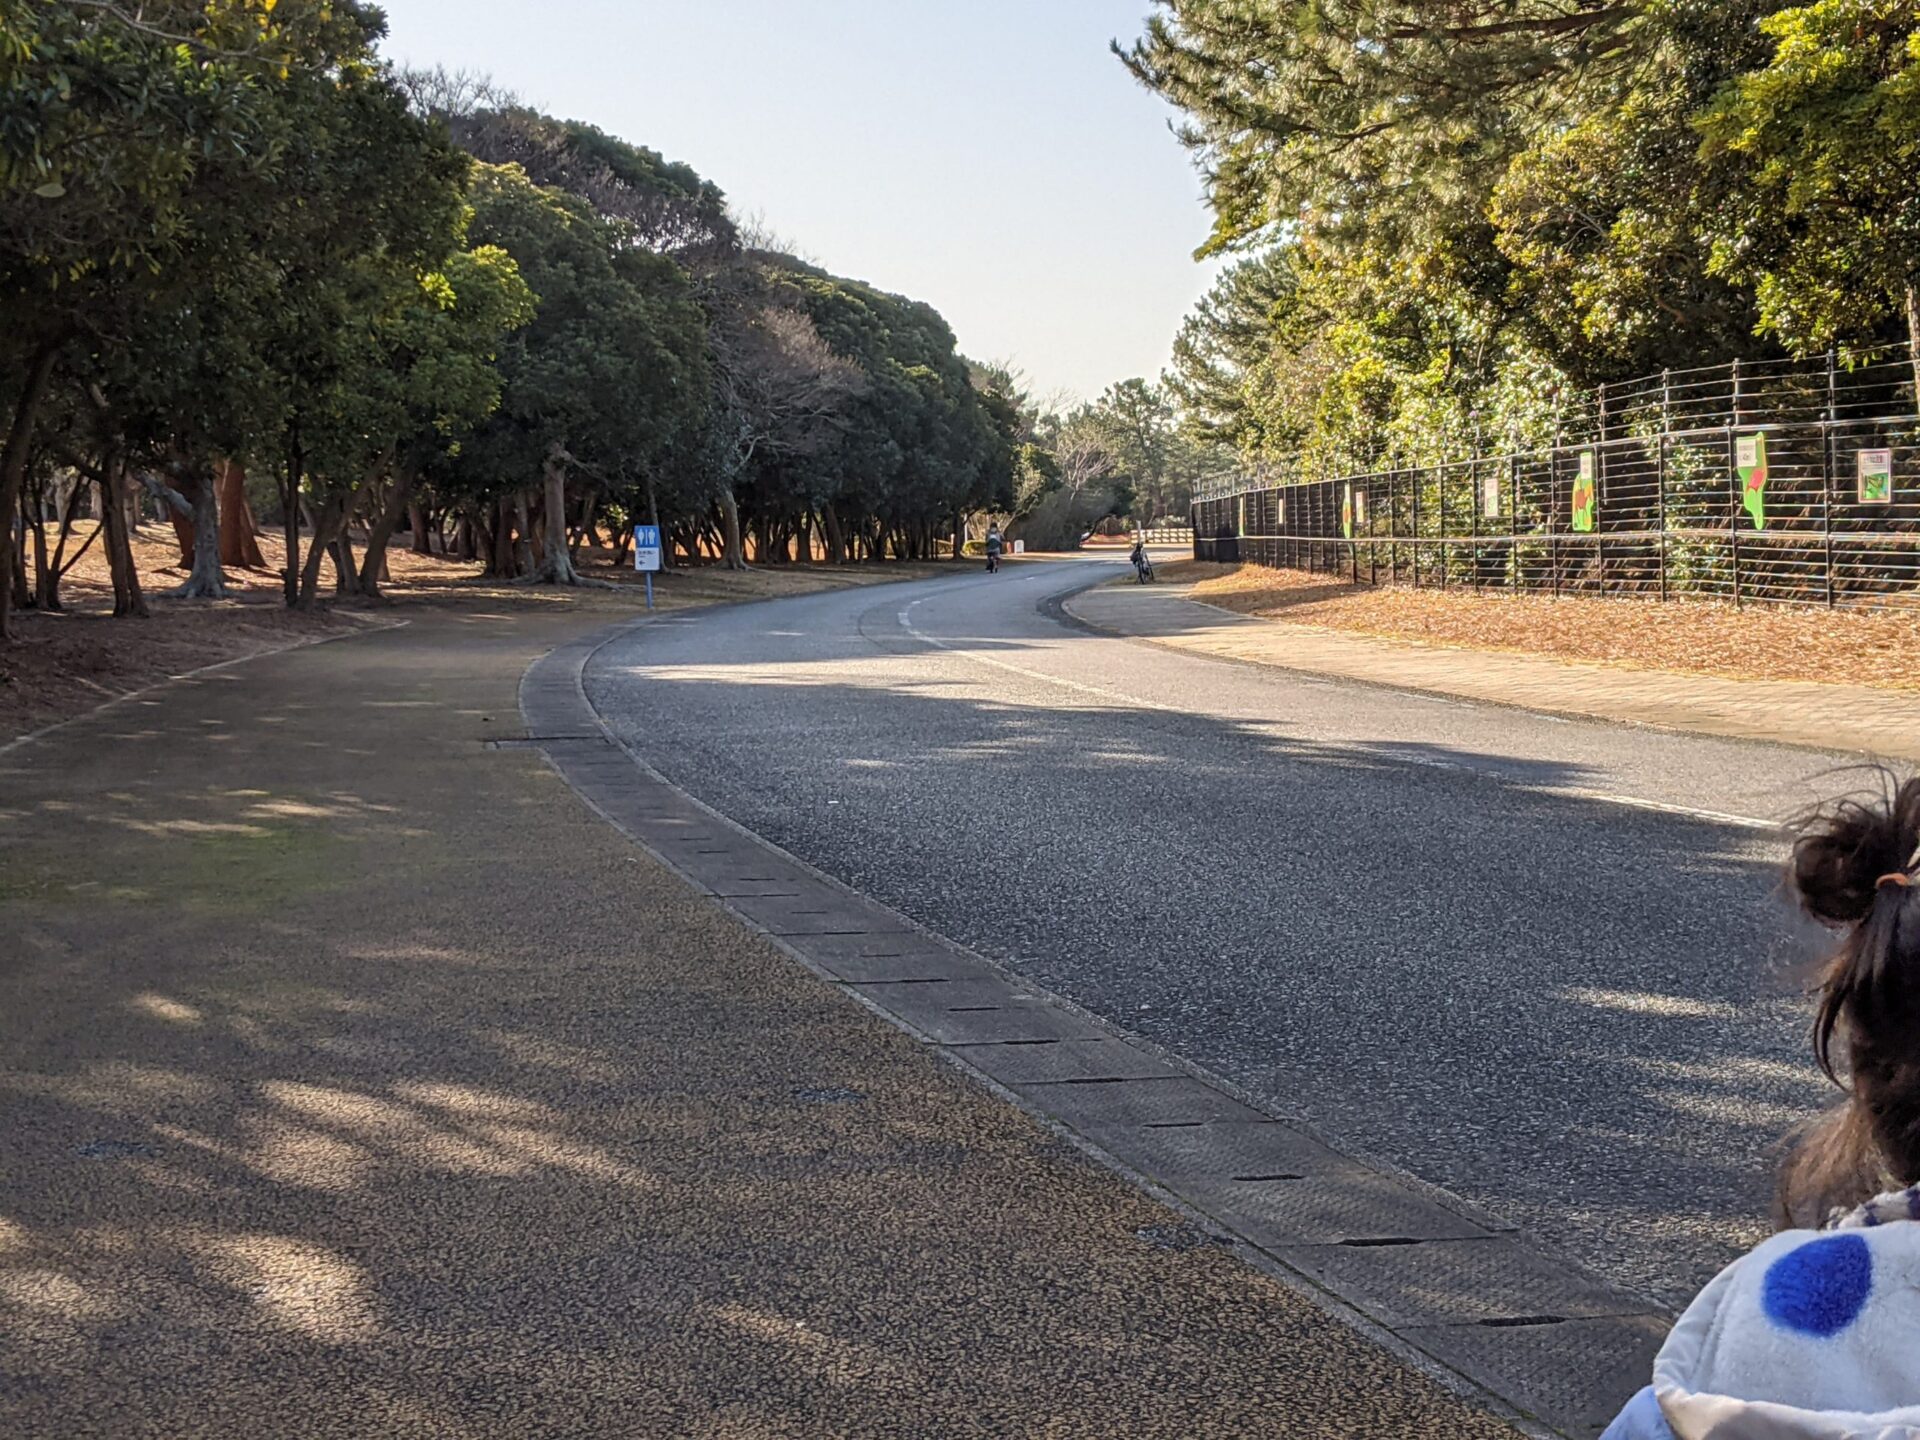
(516, 606), (1671, 1440)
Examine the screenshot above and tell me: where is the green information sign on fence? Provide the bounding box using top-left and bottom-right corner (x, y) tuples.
(1737, 432), (1769, 530)
(1859, 448), (1894, 504)
(1341, 484), (1354, 539)
(1572, 450), (1598, 533)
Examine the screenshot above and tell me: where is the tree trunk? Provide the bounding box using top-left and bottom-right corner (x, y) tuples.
(570, 488), (596, 563)
(513, 490), (536, 576)
(330, 535), (353, 594)
(530, 451), (580, 584)
(26, 481), (50, 611)
(216, 459), (267, 568)
(35, 471), (90, 612)
(279, 440), (303, 608)
(8, 497), (29, 614)
(296, 493), (347, 608)
(485, 499), (513, 576)
(356, 470), (414, 599)
(719, 486), (746, 570)
(822, 504), (847, 565)
(408, 500), (432, 554)
(101, 459), (147, 618)
(173, 463), (228, 598)
(0, 340), (62, 640)
(455, 511), (477, 563)
(162, 478), (195, 566)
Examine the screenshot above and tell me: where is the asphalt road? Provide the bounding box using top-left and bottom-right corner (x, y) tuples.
(587, 556), (1867, 1309)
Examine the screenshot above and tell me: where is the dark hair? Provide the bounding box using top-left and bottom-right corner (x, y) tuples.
(1777, 774), (1920, 1228)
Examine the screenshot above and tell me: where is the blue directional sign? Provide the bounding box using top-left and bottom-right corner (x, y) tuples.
(633, 525), (663, 573)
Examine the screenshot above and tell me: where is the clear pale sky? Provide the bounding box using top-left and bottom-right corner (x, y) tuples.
(375, 1), (1221, 404)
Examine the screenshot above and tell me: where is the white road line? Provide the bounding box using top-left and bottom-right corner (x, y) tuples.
(899, 597), (1778, 834)
(900, 600), (1182, 713)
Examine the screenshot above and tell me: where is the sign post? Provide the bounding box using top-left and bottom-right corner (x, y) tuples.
(633, 524), (663, 609)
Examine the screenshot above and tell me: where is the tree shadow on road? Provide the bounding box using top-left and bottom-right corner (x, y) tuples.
(586, 634), (1834, 1313)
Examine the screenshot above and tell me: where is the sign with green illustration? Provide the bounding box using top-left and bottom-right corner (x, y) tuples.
(1858, 448), (1894, 504)
(1341, 485), (1354, 539)
(1571, 450), (1597, 533)
(1482, 469), (1500, 520)
(1736, 432), (1769, 530)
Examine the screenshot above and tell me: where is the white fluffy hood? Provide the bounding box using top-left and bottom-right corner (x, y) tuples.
(1639, 1212), (1920, 1439)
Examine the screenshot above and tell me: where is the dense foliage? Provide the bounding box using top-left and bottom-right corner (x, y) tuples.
(0, 3), (1032, 640)
(1125, 0), (1920, 476)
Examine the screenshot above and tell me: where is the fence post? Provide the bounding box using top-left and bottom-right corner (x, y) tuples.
(1658, 434), (1669, 603)
(1551, 445), (1562, 599)
(1597, 388), (1608, 597)
(1824, 419), (1836, 607)
(1411, 466), (1421, 588)
(1824, 348), (1838, 607)
(1510, 450), (1520, 596)
(1732, 360), (1746, 612)
(1470, 457), (1480, 591)
(1729, 422), (1741, 608)
(1437, 461), (1447, 590)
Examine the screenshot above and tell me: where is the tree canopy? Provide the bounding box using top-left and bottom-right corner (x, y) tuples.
(1128, 0), (1920, 480)
(1, 5), (1029, 637)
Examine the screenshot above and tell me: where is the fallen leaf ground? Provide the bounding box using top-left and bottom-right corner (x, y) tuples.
(1, 527), (955, 746)
(1165, 560), (1920, 694)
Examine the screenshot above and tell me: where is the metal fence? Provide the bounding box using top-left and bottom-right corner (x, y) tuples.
(1191, 347), (1920, 609)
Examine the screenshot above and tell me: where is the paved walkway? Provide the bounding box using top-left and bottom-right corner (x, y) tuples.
(1070, 581), (1920, 760)
(0, 600), (1517, 1438)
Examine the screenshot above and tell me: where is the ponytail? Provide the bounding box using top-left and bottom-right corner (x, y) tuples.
(1777, 774), (1920, 1227)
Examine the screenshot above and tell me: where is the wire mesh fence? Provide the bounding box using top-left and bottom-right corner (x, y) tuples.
(1190, 347), (1920, 610)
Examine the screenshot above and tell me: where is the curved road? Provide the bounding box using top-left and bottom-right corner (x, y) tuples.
(587, 557), (1858, 1308)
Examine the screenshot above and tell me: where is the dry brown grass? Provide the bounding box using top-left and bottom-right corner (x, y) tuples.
(1162, 559), (1920, 694)
(0, 525), (958, 746)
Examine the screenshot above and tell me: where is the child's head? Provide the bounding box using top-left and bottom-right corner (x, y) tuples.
(1779, 774), (1920, 1227)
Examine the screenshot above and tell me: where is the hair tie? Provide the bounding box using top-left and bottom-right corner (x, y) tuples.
(1879, 873), (1914, 890)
